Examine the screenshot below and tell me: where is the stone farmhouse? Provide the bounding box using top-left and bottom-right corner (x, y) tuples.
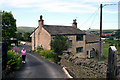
(30, 15), (103, 58)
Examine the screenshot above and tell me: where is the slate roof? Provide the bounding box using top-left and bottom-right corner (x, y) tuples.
(86, 33), (100, 42)
(43, 25), (86, 35)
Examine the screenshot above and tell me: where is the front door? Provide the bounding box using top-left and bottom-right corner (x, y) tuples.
(90, 48), (95, 58)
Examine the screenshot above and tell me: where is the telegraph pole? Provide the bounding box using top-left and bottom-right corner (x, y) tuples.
(99, 4), (102, 62)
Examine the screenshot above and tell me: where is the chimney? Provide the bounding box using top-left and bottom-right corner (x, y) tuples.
(38, 15), (44, 26)
(72, 19), (77, 28)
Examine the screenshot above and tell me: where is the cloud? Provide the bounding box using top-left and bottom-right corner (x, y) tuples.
(0, 0), (118, 13)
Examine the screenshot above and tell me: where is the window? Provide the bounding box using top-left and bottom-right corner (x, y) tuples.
(69, 40), (72, 46)
(76, 47), (83, 53)
(76, 35), (83, 41)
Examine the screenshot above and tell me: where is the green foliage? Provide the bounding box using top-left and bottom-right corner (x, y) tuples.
(39, 50), (53, 56)
(16, 32), (23, 41)
(7, 45), (14, 51)
(17, 26), (35, 33)
(16, 31), (31, 42)
(103, 48), (108, 58)
(44, 50), (54, 58)
(7, 50), (22, 70)
(115, 29), (120, 39)
(23, 32), (31, 42)
(2, 11), (17, 40)
(51, 36), (71, 55)
(50, 36), (71, 63)
(39, 50), (55, 62)
(36, 45), (43, 53)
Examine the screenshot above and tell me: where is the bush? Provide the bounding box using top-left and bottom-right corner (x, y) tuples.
(7, 45), (14, 51)
(39, 50), (57, 62)
(40, 50), (53, 56)
(7, 50), (22, 70)
(36, 45), (43, 53)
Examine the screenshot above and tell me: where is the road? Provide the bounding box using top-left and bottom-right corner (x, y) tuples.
(12, 45), (68, 78)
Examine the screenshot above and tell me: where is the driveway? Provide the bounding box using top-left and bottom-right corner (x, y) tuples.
(11, 45), (68, 78)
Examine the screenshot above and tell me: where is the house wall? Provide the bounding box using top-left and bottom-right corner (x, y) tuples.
(31, 28), (39, 50)
(51, 35), (86, 58)
(86, 42), (103, 58)
(67, 35), (86, 58)
(39, 27), (51, 50)
(31, 27), (51, 50)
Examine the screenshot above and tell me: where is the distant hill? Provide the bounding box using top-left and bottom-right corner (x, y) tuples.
(17, 26), (36, 33)
(84, 29), (118, 35)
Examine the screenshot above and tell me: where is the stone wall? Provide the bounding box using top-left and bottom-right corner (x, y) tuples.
(60, 53), (107, 78)
(25, 42), (32, 46)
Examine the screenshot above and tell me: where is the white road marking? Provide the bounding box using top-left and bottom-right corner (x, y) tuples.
(62, 67), (73, 78)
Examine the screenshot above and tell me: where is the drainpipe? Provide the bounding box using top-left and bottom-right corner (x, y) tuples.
(34, 30), (35, 50)
(85, 40), (87, 58)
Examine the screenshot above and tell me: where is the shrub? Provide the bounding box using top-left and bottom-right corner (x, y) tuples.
(40, 50), (53, 56)
(7, 50), (22, 70)
(51, 36), (71, 55)
(39, 50), (56, 62)
(7, 45), (14, 51)
(36, 45), (43, 53)
(50, 36), (71, 63)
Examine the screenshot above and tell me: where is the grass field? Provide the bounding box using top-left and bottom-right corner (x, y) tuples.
(102, 40), (120, 61)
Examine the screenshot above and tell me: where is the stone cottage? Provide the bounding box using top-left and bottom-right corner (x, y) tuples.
(30, 15), (103, 58)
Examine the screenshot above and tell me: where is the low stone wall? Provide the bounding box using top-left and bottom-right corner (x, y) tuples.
(60, 53), (107, 78)
(25, 42), (32, 46)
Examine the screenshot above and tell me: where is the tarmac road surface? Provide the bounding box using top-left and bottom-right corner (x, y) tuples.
(11, 45), (68, 78)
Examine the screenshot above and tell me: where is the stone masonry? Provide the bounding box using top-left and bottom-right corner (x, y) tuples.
(30, 15), (103, 58)
(60, 53), (107, 78)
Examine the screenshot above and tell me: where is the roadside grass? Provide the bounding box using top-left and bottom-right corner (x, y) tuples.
(89, 40), (119, 62)
(101, 40), (120, 61)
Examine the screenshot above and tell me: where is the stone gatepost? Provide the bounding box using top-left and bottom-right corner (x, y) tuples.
(107, 46), (118, 79)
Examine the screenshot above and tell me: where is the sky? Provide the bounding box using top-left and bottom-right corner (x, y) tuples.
(0, 0), (119, 30)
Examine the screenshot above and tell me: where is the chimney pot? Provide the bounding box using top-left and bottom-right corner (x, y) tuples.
(40, 15), (42, 20)
(72, 19), (77, 28)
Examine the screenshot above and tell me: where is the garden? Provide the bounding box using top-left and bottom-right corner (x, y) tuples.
(2, 45), (22, 79)
(30, 46), (59, 63)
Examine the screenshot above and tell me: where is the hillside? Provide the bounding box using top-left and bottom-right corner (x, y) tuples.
(17, 26), (36, 33)
(84, 29), (118, 34)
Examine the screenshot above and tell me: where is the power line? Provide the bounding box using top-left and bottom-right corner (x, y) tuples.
(80, 7), (99, 29)
(90, 9), (99, 29)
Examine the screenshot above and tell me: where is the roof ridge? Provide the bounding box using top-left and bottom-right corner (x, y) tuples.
(44, 24), (72, 27)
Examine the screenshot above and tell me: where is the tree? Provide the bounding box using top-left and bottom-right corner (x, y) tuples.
(115, 29), (120, 39)
(115, 29), (120, 46)
(16, 32), (23, 41)
(23, 32), (31, 42)
(51, 36), (71, 63)
(2, 11), (17, 40)
(51, 36), (71, 55)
